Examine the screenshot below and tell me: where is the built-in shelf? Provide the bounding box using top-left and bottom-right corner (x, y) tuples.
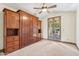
(7, 29), (19, 36)
(38, 29), (41, 33)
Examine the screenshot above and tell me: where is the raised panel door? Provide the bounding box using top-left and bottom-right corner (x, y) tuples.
(32, 17), (38, 42)
(19, 11), (30, 47)
(6, 11), (19, 28)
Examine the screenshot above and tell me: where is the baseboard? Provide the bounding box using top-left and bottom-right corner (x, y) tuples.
(41, 38), (47, 40)
(51, 40), (76, 45)
(60, 41), (76, 45)
(0, 49), (3, 53)
(42, 38), (76, 45)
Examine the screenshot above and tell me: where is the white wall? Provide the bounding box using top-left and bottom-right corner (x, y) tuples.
(0, 11), (3, 50)
(76, 8), (79, 48)
(41, 11), (76, 43)
(41, 18), (48, 39)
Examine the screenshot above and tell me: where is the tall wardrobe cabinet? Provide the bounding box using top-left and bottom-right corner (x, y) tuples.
(3, 9), (20, 54)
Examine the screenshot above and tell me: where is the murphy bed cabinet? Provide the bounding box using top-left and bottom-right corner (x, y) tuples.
(3, 9), (41, 54)
(17, 10), (33, 48)
(17, 10), (41, 48)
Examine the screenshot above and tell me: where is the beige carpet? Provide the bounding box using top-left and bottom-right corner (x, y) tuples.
(7, 40), (79, 56)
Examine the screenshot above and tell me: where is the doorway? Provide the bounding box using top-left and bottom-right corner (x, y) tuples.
(48, 16), (61, 41)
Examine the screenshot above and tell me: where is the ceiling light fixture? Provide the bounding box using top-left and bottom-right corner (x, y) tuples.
(42, 8), (47, 12)
(34, 3), (57, 14)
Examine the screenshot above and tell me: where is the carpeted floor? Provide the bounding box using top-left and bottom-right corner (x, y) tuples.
(1, 40), (79, 56)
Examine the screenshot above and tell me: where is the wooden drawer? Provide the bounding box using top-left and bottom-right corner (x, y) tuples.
(7, 37), (14, 43)
(7, 36), (19, 43)
(14, 41), (19, 45)
(7, 42), (14, 48)
(13, 36), (19, 41)
(7, 41), (19, 48)
(7, 44), (14, 48)
(6, 45), (19, 53)
(6, 47), (14, 53)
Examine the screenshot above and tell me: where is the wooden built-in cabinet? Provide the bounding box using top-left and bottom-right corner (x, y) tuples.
(18, 10), (41, 48)
(32, 16), (38, 43)
(18, 11), (30, 48)
(3, 8), (41, 54)
(3, 9), (20, 54)
(37, 20), (41, 40)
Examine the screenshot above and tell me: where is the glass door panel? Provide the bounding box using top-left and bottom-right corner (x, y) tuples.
(48, 16), (61, 40)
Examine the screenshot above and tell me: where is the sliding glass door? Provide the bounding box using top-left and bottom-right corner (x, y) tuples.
(48, 16), (61, 41)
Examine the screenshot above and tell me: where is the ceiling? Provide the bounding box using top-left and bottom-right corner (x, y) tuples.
(3, 3), (79, 18)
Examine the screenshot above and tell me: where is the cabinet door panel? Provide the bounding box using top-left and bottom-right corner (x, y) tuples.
(20, 12), (30, 47)
(6, 11), (19, 28)
(32, 17), (38, 42)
